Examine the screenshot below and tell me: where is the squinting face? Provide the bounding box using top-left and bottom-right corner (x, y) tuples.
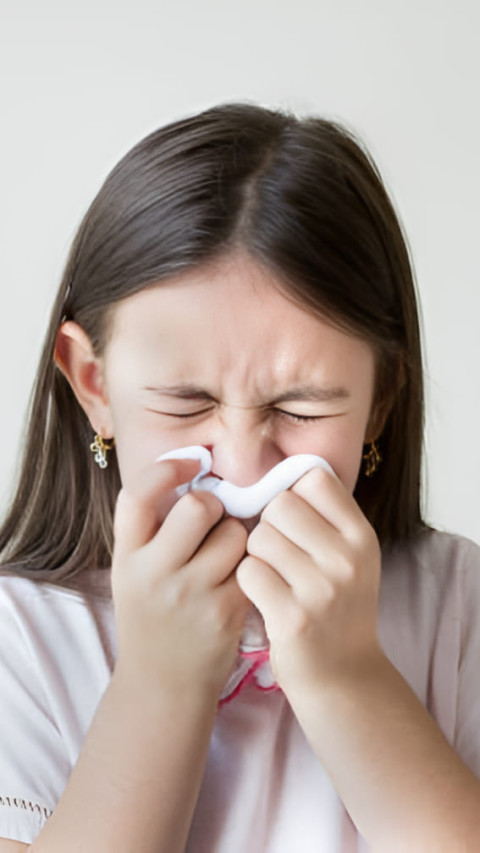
(99, 253), (377, 495)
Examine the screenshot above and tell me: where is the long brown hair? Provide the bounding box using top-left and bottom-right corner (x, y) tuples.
(0, 101), (428, 584)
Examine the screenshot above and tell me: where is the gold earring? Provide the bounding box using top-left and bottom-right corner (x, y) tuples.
(90, 434), (115, 469)
(363, 441), (381, 477)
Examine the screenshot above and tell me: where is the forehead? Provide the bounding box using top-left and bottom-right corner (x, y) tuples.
(105, 254), (375, 395)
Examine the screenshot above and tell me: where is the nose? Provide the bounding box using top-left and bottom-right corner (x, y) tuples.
(205, 416), (285, 487)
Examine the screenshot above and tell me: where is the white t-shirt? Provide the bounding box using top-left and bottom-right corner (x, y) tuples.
(1, 529), (480, 851)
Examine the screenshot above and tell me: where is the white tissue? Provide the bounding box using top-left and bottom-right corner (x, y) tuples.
(156, 445), (334, 518)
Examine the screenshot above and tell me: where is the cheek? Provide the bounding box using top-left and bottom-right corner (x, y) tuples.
(112, 428), (155, 489)
(282, 421), (365, 495)
(108, 406), (176, 489)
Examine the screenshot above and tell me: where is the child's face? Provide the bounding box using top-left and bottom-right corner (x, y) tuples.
(99, 253), (377, 494)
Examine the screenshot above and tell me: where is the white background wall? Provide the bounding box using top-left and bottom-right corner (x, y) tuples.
(1, 0), (479, 544)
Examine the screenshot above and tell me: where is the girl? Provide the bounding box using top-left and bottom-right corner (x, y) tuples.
(1, 102), (479, 853)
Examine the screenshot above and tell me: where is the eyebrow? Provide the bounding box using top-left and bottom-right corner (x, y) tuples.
(142, 384), (351, 404)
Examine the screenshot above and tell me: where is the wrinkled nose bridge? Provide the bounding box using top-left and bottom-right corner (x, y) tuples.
(205, 405), (285, 487)
(216, 401), (271, 441)
(213, 400), (268, 433)
(217, 400), (266, 414)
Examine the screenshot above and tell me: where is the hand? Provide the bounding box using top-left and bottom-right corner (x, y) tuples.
(236, 465), (382, 701)
(111, 458), (250, 700)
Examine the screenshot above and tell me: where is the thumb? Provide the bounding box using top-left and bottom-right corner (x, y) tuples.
(113, 457), (201, 558)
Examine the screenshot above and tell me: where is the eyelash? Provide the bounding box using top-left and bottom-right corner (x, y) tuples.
(276, 410), (323, 424)
(156, 408), (323, 424)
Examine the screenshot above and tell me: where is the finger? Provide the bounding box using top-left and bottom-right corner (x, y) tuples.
(261, 489), (341, 561)
(210, 573), (253, 634)
(113, 458), (202, 557)
(291, 466), (366, 541)
(247, 520), (319, 588)
(183, 516), (248, 588)
(146, 488), (226, 570)
(236, 555), (293, 629)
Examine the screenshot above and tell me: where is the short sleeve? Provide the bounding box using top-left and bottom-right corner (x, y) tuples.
(0, 579), (72, 844)
(454, 537), (480, 777)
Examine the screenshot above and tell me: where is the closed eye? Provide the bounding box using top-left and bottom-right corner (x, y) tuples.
(148, 407), (214, 418)
(273, 409), (324, 424)
(146, 407), (326, 423)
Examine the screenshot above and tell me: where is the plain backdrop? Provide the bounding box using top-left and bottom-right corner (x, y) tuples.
(0, 0), (479, 544)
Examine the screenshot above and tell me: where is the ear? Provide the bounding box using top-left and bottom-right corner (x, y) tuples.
(54, 321), (114, 438)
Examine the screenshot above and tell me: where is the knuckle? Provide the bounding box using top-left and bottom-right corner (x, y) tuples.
(163, 575), (190, 610)
(337, 549), (359, 582)
(352, 520), (381, 565)
(318, 576), (337, 608)
(357, 518), (374, 545)
(204, 595), (232, 635)
(288, 601), (313, 637)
